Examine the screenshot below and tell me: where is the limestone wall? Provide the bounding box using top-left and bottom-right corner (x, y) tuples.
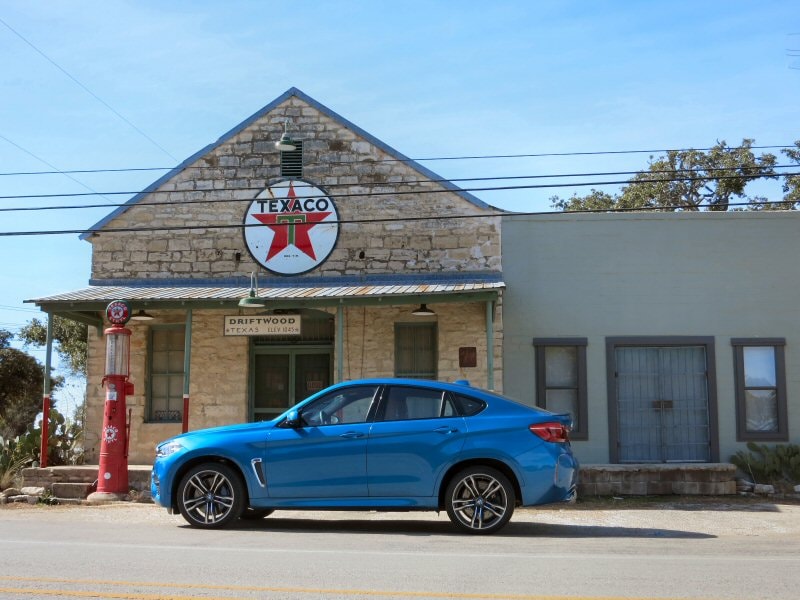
(84, 301), (502, 465)
(89, 96), (500, 282)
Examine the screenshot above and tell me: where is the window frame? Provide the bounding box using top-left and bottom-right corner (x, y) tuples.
(533, 338), (588, 440)
(146, 324), (186, 423)
(732, 338), (788, 441)
(394, 322), (438, 379)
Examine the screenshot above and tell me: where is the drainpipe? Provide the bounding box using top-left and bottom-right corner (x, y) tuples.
(486, 300), (495, 390)
(182, 309), (192, 433)
(39, 313), (54, 467)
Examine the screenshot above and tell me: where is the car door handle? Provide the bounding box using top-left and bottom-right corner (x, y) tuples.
(434, 426), (459, 434)
(339, 431), (365, 439)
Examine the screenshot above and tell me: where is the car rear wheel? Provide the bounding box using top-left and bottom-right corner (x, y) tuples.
(177, 463), (245, 528)
(445, 466), (515, 534)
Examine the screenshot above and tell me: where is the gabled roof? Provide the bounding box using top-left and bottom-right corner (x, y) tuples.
(81, 87), (494, 240)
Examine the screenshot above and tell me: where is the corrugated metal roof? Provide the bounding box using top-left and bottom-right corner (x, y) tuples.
(28, 281), (504, 305)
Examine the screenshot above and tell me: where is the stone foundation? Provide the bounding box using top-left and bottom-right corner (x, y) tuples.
(578, 463), (737, 496)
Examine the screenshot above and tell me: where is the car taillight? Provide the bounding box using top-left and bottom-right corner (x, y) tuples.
(529, 422), (570, 443)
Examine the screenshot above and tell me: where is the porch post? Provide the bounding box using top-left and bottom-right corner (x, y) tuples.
(182, 309), (192, 433)
(39, 313), (54, 467)
(336, 303), (344, 383)
(486, 300), (495, 390)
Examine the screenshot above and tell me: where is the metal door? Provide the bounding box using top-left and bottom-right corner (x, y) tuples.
(615, 346), (711, 462)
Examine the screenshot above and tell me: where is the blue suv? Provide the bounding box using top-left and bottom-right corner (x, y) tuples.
(152, 379), (578, 534)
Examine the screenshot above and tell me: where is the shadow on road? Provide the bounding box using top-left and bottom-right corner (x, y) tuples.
(206, 516), (715, 539)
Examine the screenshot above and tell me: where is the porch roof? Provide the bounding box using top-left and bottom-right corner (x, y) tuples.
(25, 272), (504, 327)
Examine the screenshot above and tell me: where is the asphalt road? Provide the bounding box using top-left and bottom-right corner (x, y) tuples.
(1, 497), (799, 600)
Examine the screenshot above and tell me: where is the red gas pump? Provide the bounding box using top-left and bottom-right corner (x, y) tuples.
(89, 300), (134, 501)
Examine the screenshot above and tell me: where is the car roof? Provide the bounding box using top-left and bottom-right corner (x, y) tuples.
(325, 378), (522, 406)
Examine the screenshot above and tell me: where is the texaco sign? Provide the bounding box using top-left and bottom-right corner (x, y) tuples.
(243, 180), (339, 275)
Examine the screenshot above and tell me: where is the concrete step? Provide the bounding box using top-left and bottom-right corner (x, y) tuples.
(52, 482), (95, 500)
(22, 465), (152, 492)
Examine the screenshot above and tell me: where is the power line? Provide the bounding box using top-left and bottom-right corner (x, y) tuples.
(0, 198), (796, 238)
(0, 304), (41, 313)
(0, 16), (178, 162)
(0, 133), (117, 206)
(0, 170), (796, 214)
(2, 163), (795, 200)
(0, 144), (795, 177)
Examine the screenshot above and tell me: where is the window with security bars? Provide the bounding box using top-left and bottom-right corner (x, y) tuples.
(732, 339), (788, 441)
(280, 140), (303, 177)
(394, 323), (437, 379)
(147, 326), (185, 422)
(533, 338), (588, 440)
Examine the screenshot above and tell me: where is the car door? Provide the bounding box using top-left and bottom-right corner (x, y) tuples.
(367, 385), (467, 498)
(265, 385), (378, 498)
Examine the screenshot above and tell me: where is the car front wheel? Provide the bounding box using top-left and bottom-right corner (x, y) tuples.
(177, 463), (245, 528)
(445, 466), (515, 534)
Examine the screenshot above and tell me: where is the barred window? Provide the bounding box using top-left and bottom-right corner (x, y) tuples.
(147, 326), (185, 423)
(395, 323), (437, 379)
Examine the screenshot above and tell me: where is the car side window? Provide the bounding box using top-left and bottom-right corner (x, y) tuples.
(300, 385), (378, 426)
(379, 386), (456, 421)
(454, 393), (487, 416)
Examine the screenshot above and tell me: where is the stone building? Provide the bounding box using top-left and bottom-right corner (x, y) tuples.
(30, 88), (504, 463)
(29, 89), (800, 472)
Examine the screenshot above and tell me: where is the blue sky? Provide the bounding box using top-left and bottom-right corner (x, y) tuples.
(1, 1), (798, 394)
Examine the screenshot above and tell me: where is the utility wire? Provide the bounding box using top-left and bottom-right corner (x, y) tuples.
(0, 16), (178, 162)
(1, 164), (795, 201)
(0, 144), (795, 177)
(0, 171), (796, 213)
(0, 133), (117, 206)
(0, 304), (41, 313)
(0, 198), (796, 238)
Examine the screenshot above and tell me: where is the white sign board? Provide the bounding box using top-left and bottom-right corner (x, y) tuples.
(224, 315), (302, 336)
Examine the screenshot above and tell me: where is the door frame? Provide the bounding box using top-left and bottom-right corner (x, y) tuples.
(249, 343), (333, 421)
(605, 336), (720, 463)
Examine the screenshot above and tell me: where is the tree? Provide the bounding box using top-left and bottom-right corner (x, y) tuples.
(551, 139), (788, 212)
(0, 329), (62, 440)
(18, 316), (88, 377)
(779, 141), (800, 208)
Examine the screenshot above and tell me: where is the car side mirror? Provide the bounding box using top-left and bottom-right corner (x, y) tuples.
(282, 409), (302, 428)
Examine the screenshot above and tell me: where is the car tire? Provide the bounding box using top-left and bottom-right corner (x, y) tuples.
(240, 508), (274, 520)
(445, 466), (515, 534)
(177, 463), (245, 528)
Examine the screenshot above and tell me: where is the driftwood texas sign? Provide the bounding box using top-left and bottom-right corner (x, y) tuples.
(224, 315), (302, 336)
(243, 179), (339, 275)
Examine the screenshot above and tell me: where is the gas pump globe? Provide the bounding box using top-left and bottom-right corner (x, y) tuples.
(105, 326), (130, 379)
(89, 300), (135, 501)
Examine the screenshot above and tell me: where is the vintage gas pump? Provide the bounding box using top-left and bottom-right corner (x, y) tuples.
(89, 300), (134, 501)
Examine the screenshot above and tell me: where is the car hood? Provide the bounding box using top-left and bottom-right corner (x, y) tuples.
(163, 420), (277, 446)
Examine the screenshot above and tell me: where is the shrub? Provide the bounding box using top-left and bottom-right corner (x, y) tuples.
(731, 442), (800, 492)
(0, 435), (33, 489)
(0, 407), (85, 490)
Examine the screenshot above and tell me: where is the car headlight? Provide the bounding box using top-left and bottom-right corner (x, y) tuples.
(155, 441), (184, 458)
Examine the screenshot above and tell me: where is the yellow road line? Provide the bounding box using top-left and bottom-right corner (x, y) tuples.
(0, 576), (709, 600)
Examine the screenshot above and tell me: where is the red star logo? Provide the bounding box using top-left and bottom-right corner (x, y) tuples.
(252, 182), (332, 261)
